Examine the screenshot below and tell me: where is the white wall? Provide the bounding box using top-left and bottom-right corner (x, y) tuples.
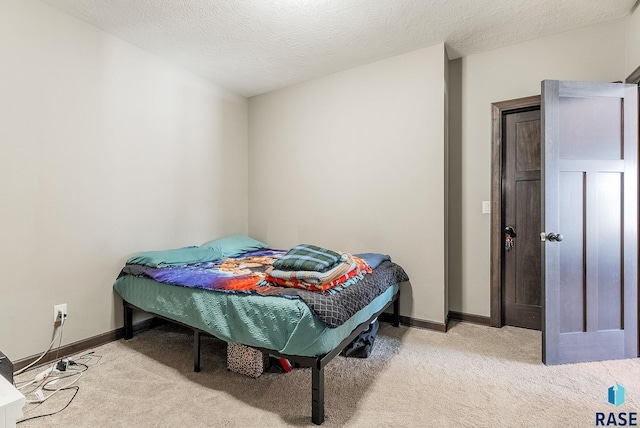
(0, 0), (248, 361)
(448, 20), (626, 316)
(249, 45), (448, 324)
(626, 5), (640, 77)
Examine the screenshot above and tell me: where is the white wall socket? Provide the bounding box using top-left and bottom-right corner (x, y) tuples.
(53, 303), (67, 322)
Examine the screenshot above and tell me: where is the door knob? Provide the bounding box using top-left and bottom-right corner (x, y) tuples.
(546, 233), (563, 242)
(504, 226), (516, 252)
(504, 226), (517, 238)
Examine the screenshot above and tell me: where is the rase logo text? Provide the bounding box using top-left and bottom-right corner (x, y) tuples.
(596, 384), (637, 426)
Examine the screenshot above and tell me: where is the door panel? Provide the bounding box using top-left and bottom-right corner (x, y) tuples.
(515, 180), (541, 308)
(596, 172), (623, 332)
(557, 171), (586, 334)
(542, 80), (638, 365)
(516, 120), (541, 171)
(558, 96), (622, 160)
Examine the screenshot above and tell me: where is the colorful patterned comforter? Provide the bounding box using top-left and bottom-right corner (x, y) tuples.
(118, 249), (409, 328)
(121, 248), (287, 295)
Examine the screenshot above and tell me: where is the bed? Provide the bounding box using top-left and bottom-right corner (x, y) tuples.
(113, 236), (409, 425)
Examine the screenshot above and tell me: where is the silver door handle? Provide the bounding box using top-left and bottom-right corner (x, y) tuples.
(546, 233), (563, 242)
(540, 232), (564, 242)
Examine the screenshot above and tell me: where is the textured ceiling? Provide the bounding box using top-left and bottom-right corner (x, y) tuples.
(40, 0), (636, 97)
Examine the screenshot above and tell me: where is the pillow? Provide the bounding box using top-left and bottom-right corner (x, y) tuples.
(353, 253), (391, 270)
(127, 246), (223, 267)
(200, 234), (267, 258)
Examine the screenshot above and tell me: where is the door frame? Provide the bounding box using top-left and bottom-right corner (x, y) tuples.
(626, 65), (640, 85)
(490, 95), (541, 328)
(491, 78), (640, 352)
(626, 65), (640, 356)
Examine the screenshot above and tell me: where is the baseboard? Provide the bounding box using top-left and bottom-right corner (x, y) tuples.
(13, 317), (164, 372)
(448, 311), (491, 327)
(379, 313), (447, 332)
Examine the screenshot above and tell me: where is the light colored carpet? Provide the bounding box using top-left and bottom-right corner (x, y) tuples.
(15, 321), (640, 427)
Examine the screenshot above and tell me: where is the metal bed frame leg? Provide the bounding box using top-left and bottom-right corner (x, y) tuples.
(194, 330), (201, 372)
(393, 293), (400, 327)
(311, 366), (325, 425)
(124, 305), (133, 340)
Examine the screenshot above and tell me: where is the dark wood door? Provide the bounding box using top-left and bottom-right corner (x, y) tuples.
(503, 108), (542, 330)
(542, 80), (638, 365)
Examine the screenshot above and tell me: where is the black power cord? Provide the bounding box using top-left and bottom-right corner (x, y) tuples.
(16, 386), (79, 424)
(16, 362), (88, 424)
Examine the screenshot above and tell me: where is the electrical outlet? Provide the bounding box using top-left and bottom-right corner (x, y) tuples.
(53, 303), (67, 322)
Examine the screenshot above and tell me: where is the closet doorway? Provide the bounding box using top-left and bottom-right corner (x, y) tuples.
(490, 95), (542, 330)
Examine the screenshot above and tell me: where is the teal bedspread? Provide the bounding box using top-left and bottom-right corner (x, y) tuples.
(113, 275), (398, 357)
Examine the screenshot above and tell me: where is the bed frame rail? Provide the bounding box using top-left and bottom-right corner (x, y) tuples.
(122, 290), (400, 425)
